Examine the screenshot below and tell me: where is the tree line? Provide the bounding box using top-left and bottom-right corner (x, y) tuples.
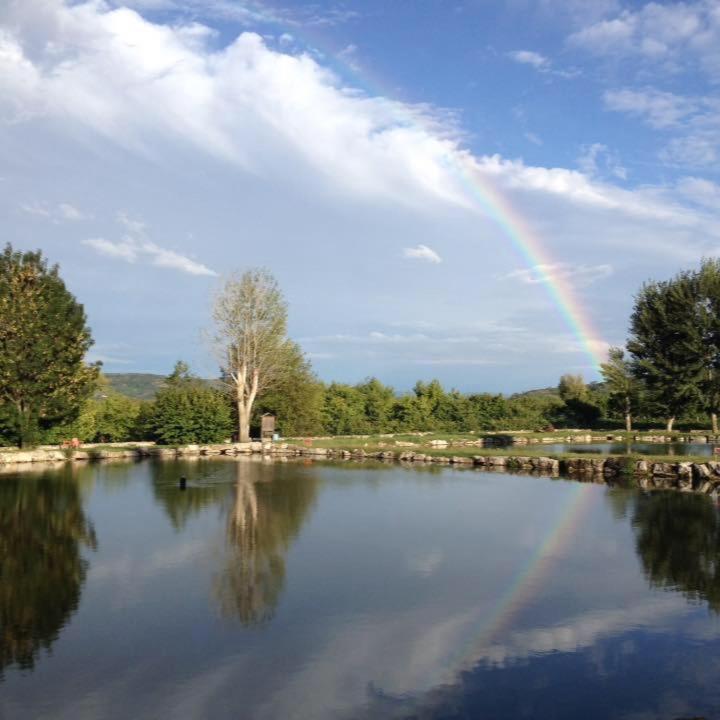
(1, 242), (718, 447)
(599, 258), (720, 432)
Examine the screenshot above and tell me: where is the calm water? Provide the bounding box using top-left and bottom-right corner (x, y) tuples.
(2, 458), (720, 720)
(542, 441), (720, 457)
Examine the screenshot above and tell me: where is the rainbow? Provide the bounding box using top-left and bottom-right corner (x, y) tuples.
(475, 480), (598, 646)
(441, 480), (598, 682)
(283, 31), (607, 372)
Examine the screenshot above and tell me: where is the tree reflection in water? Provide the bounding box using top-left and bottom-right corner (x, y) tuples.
(0, 468), (96, 676)
(632, 490), (720, 610)
(214, 460), (319, 625)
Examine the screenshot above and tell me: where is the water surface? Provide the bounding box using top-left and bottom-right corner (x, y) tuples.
(541, 441), (719, 457)
(2, 458), (720, 719)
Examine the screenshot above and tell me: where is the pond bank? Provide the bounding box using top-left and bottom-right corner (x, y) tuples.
(3, 442), (720, 493)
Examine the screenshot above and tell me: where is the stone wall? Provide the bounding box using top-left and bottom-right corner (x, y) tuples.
(3, 442), (720, 494)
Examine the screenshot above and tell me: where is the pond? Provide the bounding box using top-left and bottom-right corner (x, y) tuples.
(540, 441), (720, 457)
(2, 458), (720, 720)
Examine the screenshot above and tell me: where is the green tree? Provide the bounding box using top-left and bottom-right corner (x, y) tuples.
(600, 347), (641, 432)
(356, 378), (396, 433)
(558, 374), (587, 401)
(252, 343), (324, 437)
(322, 382), (369, 434)
(0, 244), (99, 446)
(696, 258), (720, 433)
(152, 362), (232, 445)
(628, 273), (704, 431)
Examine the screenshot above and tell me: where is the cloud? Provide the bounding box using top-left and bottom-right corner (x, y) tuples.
(107, 0), (359, 28)
(403, 244), (442, 264)
(58, 202), (86, 220)
(83, 236), (218, 276)
(577, 143), (627, 180)
(0, 3), (468, 210)
(503, 262), (614, 286)
(20, 201), (51, 218)
(20, 200), (89, 221)
(507, 49), (580, 78)
(676, 176), (720, 209)
(84, 237), (138, 262)
(603, 89), (720, 168)
(603, 88), (698, 129)
(569, 1), (720, 78)
(508, 50), (550, 69)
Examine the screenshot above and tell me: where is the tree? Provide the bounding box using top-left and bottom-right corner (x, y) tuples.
(558, 374), (587, 401)
(628, 273), (705, 431)
(213, 269), (299, 442)
(152, 362), (232, 445)
(252, 344), (324, 437)
(0, 245), (99, 446)
(696, 258), (720, 433)
(600, 347), (640, 432)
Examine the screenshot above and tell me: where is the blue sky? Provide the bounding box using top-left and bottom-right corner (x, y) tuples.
(1, 0), (719, 392)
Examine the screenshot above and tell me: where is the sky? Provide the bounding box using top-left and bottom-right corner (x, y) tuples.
(1, 0), (719, 392)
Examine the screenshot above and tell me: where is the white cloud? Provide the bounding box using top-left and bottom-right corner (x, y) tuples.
(604, 88), (698, 129)
(507, 49), (580, 78)
(403, 244), (442, 264)
(20, 201), (51, 217)
(660, 133), (719, 168)
(58, 202), (86, 220)
(20, 200), (89, 221)
(577, 143), (627, 180)
(83, 236), (217, 276)
(569, 1), (720, 78)
(603, 89), (720, 169)
(84, 237), (138, 262)
(676, 176), (720, 209)
(504, 262), (614, 286)
(508, 50), (549, 69)
(0, 2), (465, 210)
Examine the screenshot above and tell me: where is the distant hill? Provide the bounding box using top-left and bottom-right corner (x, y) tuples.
(105, 373), (220, 400)
(106, 373), (167, 400)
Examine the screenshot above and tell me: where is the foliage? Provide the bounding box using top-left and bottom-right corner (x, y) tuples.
(558, 374), (587, 401)
(252, 342), (324, 436)
(151, 362), (232, 445)
(39, 374), (144, 444)
(601, 347), (641, 430)
(627, 272), (705, 429)
(0, 244), (99, 446)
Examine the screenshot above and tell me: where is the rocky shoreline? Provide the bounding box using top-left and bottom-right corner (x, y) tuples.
(2, 442), (720, 493)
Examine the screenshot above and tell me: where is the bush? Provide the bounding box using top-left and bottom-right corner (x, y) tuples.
(152, 382), (232, 445)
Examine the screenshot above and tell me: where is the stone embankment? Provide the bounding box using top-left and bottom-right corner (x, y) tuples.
(2, 442), (720, 493)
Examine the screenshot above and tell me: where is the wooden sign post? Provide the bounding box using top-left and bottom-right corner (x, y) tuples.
(261, 414), (276, 442)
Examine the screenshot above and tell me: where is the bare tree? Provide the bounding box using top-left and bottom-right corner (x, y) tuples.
(213, 269), (294, 442)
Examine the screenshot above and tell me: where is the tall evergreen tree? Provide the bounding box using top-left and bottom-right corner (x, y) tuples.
(0, 244), (99, 447)
(627, 273), (704, 431)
